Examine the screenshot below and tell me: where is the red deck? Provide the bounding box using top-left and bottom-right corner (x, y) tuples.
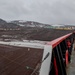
(0, 45), (43, 75)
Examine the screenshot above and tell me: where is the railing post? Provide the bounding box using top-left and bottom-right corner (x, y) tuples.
(39, 45), (52, 75)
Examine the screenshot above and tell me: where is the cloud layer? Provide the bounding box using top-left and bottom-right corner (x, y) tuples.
(0, 0), (75, 24)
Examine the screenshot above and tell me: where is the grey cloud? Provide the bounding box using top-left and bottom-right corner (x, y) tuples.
(0, 0), (31, 20)
(0, 0), (75, 24)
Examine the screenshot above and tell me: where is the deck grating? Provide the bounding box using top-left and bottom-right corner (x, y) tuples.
(0, 45), (43, 75)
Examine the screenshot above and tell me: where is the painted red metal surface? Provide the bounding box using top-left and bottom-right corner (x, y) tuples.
(54, 57), (58, 75)
(47, 33), (72, 48)
(65, 50), (69, 66)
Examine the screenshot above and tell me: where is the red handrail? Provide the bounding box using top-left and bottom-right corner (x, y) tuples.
(47, 33), (72, 48)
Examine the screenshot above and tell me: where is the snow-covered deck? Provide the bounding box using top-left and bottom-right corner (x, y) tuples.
(0, 40), (47, 49)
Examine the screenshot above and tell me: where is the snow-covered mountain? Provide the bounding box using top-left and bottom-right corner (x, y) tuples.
(10, 20), (51, 28)
(0, 18), (75, 30)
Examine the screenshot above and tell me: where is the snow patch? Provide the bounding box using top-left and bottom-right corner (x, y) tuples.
(19, 20), (27, 23)
(0, 41), (47, 49)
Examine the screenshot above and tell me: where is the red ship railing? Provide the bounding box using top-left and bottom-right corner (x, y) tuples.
(47, 33), (72, 48)
(40, 32), (74, 75)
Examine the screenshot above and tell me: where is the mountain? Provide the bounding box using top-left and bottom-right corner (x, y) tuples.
(0, 19), (20, 29)
(0, 19), (52, 29)
(10, 20), (51, 28)
(0, 19), (7, 24)
(10, 20), (75, 29)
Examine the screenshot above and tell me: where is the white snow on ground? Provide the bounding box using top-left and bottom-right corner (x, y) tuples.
(18, 20), (27, 23)
(23, 40), (47, 44)
(51, 24), (65, 26)
(19, 24), (25, 26)
(0, 40), (47, 49)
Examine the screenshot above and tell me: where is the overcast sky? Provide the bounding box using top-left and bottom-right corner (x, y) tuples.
(0, 0), (75, 24)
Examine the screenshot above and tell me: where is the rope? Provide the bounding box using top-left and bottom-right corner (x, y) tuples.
(30, 52), (50, 75)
